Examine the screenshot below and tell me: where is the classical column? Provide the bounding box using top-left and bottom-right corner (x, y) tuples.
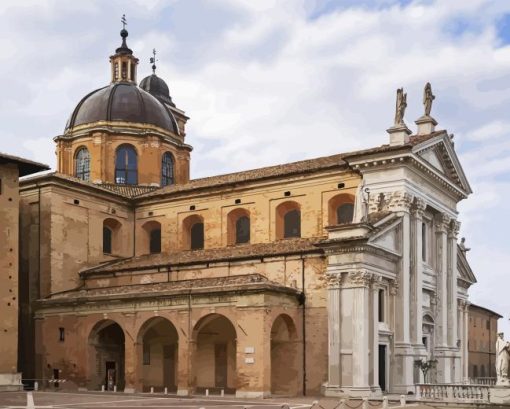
(349, 271), (372, 393)
(463, 301), (470, 380)
(435, 213), (451, 383)
(435, 213), (450, 347)
(371, 277), (381, 390)
(393, 193), (414, 393)
(327, 273), (342, 388)
(448, 220), (460, 348)
(411, 198), (426, 349)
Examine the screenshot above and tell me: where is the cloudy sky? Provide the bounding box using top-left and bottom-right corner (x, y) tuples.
(1, 0), (509, 333)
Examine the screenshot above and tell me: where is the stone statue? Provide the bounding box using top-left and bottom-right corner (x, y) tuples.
(394, 88), (407, 126)
(496, 332), (510, 385)
(423, 82), (435, 117)
(459, 237), (471, 254)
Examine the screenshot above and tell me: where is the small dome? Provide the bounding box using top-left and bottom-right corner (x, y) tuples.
(139, 74), (175, 107)
(66, 82), (178, 133)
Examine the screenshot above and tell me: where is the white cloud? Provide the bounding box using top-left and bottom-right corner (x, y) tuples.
(0, 0), (509, 325)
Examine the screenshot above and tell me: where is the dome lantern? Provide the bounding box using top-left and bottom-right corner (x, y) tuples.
(109, 15), (139, 84)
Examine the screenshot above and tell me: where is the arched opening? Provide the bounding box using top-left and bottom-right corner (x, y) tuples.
(103, 218), (121, 255)
(182, 215), (204, 250)
(75, 147), (90, 181)
(88, 320), (125, 391)
(142, 221), (162, 254)
(192, 314), (236, 394)
(276, 201), (301, 240)
(115, 144), (138, 185)
(227, 208), (250, 245)
(161, 152), (175, 187)
(328, 193), (355, 225)
(137, 317), (179, 393)
(270, 314), (299, 396)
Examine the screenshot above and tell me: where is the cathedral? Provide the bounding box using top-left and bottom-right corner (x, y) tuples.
(0, 25), (477, 398)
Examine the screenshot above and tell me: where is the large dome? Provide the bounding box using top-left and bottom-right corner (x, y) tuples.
(65, 82), (179, 134)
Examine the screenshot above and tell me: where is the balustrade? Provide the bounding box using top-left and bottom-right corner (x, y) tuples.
(415, 383), (490, 402)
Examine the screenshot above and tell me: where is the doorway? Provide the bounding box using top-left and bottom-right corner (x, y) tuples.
(378, 345), (387, 392)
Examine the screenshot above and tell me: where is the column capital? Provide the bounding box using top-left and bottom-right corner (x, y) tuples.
(388, 191), (414, 212)
(448, 219), (461, 238)
(389, 279), (399, 295)
(412, 198), (427, 218)
(435, 213), (451, 233)
(325, 273), (343, 289)
(346, 270), (374, 288)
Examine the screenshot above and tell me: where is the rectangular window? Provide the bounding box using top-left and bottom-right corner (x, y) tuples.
(378, 289), (385, 323)
(486, 320), (490, 330)
(143, 343), (150, 365)
(59, 327), (65, 342)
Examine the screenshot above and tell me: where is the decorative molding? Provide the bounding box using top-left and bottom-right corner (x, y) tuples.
(412, 197), (426, 218)
(347, 270), (374, 287)
(435, 213), (451, 233)
(449, 219), (461, 238)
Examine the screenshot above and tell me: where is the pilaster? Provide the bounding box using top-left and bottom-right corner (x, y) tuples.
(411, 198), (426, 353)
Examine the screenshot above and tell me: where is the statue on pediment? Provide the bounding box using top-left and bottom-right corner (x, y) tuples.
(423, 82), (435, 117)
(394, 87), (407, 126)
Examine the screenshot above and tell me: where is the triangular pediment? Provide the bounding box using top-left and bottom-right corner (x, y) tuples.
(413, 134), (472, 195)
(368, 215), (401, 255)
(457, 244), (477, 285)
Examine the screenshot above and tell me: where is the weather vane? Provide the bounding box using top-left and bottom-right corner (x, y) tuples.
(121, 14), (127, 30)
(150, 48), (158, 74)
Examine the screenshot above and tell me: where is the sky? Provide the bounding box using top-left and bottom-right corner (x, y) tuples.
(1, 0), (509, 335)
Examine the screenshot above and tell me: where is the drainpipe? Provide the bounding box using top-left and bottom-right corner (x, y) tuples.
(132, 204), (136, 257)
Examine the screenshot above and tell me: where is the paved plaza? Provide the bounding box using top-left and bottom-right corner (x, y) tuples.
(0, 391), (327, 409)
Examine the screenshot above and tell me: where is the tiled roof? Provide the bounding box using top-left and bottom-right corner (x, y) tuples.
(43, 273), (300, 302)
(0, 152), (50, 176)
(138, 132), (441, 200)
(82, 237), (324, 276)
(98, 183), (159, 197)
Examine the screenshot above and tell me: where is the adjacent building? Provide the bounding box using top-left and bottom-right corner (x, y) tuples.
(468, 304), (501, 381)
(8, 26), (479, 397)
(0, 153), (48, 390)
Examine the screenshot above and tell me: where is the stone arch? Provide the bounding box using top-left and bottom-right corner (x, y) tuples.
(182, 214), (204, 250)
(88, 319), (125, 391)
(103, 218), (122, 255)
(192, 313), (237, 393)
(270, 314), (300, 396)
(328, 193), (355, 225)
(136, 317), (179, 392)
(227, 208), (250, 245)
(276, 201), (301, 240)
(141, 220), (162, 254)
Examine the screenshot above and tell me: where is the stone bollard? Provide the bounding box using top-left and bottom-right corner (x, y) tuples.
(382, 397), (388, 409)
(34, 382), (39, 391)
(114, 385), (117, 392)
(150, 387), (154, 394)
(312, 401), (319, 408)
(101, 385), (105, 392)
(362, 397), (368, 409)
(339, 398), (346, 409)
(164, 387), (168, 394)
(205, 388), (209, 397)
(400, 395), (406, 406)
(281, 404), (291, 409)
(221, 389), (224, 397)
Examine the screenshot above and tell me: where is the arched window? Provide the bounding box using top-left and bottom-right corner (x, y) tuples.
(103, 218), (121, 255)
(284, 209), (301, 238)
(150, 228), (161, 254)
(328, 194), (355, 226)
(161, 152), (175, 186)
(75, 147), (90, 181)
(227, 208), (250, 245)
(115, 144), (137, 185)
(236, 216), (250, 244)
(142, 221), (162, 255)
(276, 201), (301, 240)
(103, 226), (112, 254)
(337, 203), (354, 224)
(190, 222), (204, 250)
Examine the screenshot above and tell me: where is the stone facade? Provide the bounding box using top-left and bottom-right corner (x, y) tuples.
(0, 154), (48, 390)
(468, 304), (501, 380)
(8, 28), (479, 398)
